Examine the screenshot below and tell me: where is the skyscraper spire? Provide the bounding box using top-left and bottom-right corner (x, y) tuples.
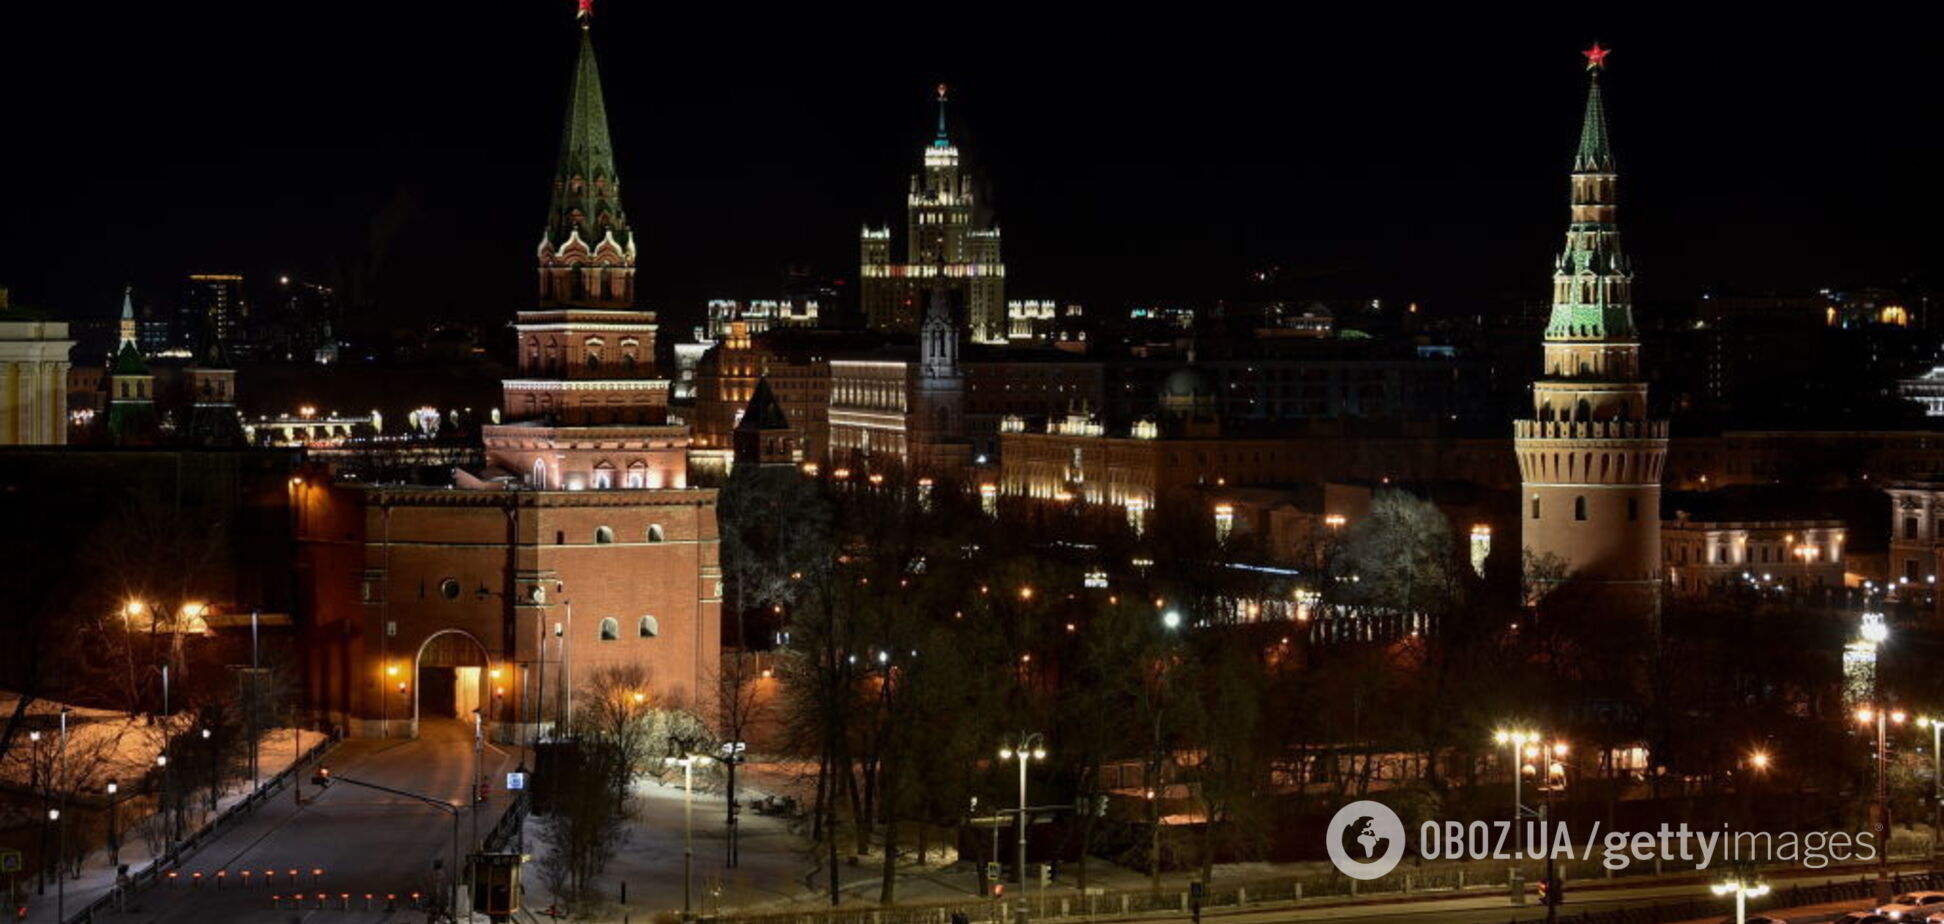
(933, 83), (951, 147)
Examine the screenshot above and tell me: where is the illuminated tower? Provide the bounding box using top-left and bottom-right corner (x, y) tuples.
(483, 0), (684, 487)
(860, 85), (1006, 343)
(1514, 45), (1668, 610)
(500, 1), (665, 431)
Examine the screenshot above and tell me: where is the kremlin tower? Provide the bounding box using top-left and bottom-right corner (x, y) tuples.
(1514, 45), (1668, 611)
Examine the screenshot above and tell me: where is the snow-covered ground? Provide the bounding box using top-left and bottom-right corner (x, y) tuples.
(8, 715), (327, 924)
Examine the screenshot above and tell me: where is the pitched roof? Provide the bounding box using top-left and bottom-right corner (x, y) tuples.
(545, 25), (629, 249)
(734, 376), (792, 432)
(1573, 72), (1614, 173)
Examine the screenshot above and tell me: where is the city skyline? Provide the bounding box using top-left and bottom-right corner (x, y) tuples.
(1, 8), (1936, 331)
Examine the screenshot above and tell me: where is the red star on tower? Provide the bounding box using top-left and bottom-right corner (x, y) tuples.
(1583, 42), (1610, 70)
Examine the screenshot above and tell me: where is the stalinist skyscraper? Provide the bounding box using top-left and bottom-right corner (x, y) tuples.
(1515, 45), (1668, 610)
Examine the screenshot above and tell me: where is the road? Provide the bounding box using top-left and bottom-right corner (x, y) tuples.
(118, 720), (517, 923)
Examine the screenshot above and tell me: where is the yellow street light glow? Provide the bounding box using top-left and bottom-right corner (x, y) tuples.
(1749, 750), (1771, 770)
(1857, 707), (1876, 723)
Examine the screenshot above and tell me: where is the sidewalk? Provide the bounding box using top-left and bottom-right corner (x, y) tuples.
(14, 727), (328, 924)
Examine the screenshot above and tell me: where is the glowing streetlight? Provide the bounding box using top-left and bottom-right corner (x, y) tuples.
(997, 733), (1047, 888)
(1712, 878), (1770, 924)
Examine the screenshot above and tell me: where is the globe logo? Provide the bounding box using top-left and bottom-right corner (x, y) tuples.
(1325, 800), (1406, 880)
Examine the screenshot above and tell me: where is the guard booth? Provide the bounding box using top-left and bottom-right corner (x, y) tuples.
(469, 853), (524, 921)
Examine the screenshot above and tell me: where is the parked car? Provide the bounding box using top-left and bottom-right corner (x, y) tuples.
(1881, 892), (1944, 920)
(1835, 912), (1892, 924)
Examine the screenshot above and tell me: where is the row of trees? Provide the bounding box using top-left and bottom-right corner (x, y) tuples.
(712, 462), (1940, 902)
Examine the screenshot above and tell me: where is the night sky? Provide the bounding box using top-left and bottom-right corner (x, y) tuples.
(1, 5), (1936, 335)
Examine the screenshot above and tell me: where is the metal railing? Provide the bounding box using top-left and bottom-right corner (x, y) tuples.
(59, 732), (337, 924)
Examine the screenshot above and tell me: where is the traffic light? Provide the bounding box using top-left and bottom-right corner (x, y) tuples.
(984, 862), (1000, 883)
(1536, 878), (1550, 904)
(1039, 863), (1052, 886)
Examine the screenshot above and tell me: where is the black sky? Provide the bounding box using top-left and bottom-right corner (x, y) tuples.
(1, 4), (1937, 333)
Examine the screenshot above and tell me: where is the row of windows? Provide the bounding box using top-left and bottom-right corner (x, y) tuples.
(573, 524), (667, 544)
(599, 615), (659, 640)
(1529, 495), (1641, 522)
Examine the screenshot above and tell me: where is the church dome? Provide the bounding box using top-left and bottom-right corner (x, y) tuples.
(1161, 367), (1214, 400)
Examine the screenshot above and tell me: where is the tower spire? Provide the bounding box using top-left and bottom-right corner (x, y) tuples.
(1575, 43), (1614, 172)
(933, 83), (950, 147)
(538, 0), (635, 307)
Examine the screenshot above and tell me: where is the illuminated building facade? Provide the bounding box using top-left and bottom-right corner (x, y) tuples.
(828, 288), (970, 474)
(1513, 47), (1667, 609)
(0, 287), (73, 445)
(860, 86), (1006, 342)
(1887, 479), (1944, 592)
(1662, 515), (1847, 597)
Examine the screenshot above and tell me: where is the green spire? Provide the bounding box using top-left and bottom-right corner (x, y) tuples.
(113, 286), (149, 375)
(933, 83), (950, 147)
(111, 339), (149, 376)
(1574, 70), (1614, 173)
(546, 20), (628, 248)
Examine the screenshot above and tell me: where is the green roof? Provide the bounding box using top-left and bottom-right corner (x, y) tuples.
(111, 339), (149, 376)
(1573, 73), (1614, 173)
(545, 26), (629, 248)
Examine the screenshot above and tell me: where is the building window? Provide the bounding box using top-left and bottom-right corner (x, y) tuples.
(531, 459), (548, 489)
(1530, 495), (1540, 519)
(625, 462), (645, 489)
(1574, 496), (1587, 521)
(648, 524), (665, 543)
(639, 615), (659, 638)
(1627, 497), (1638, 521)
(1908, 517), (1922, 540)
(595, 526), (615, 544)
(599, 617), (619, 641)
(439, 579), (461, 601)
(592, 464), (614, 489)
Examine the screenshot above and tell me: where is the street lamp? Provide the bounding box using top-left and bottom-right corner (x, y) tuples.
(997, 733), (1047, 888)
(1712, 877), (1770, 924)
(665, 752), (712, 922)
(1161, 610), (1182, 631)
(1493, 728), (1543, 906)
(1857, 705), (1905, 903)
(105, 781), (123, 868)
(50, 807), (65, 921)
(1921, 717), (1944, 858)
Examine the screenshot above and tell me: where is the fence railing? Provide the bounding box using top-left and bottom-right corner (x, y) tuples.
(713, 861), (1942, 924)
(483, 790), (529, 854)
(60, 732), (337, 924)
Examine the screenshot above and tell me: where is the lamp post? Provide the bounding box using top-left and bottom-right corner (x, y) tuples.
(1920, 717), (1944, 857)
(1493, 727), (1537, 902)
(50, 808), (64, 922)
(1711, 877), (1770, 924)
(1857, 705), (1904, 904)
(998, 733), (1047, 888)
(30, 730), (45, 895)
(155, 755), (171, 846)
(665, 752), (712, 922)
(105, 781), (122, 869)
(201, 727), (218, 813)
